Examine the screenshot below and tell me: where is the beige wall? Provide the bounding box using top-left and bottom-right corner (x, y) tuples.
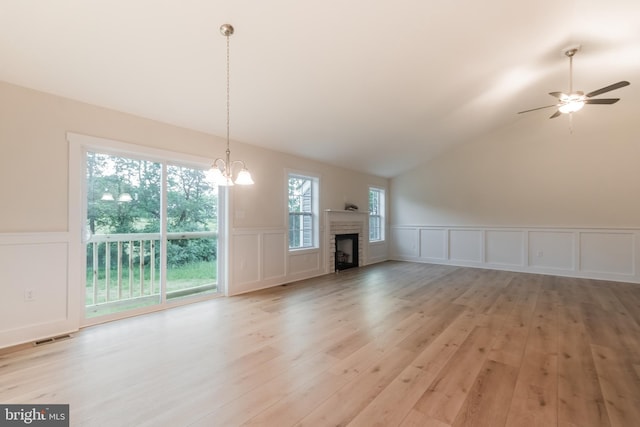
(228, 142), (387, 230)
(0, 81), (387, 233)
(0, 81), (212, 232)
(391, 108), (640, 228)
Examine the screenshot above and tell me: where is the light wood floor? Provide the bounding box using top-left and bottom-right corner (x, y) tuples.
(2, 261), (640, 426)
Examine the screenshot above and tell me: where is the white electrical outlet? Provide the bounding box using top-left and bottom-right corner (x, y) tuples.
(537, 251), (544, 258)
(24, 289), (36, 301)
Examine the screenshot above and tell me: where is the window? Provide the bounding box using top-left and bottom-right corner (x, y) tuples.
(288, 173), (318, 249)
(369, 187), (385, 242)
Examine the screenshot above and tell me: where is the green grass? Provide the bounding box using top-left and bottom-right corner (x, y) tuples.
(85, 260), (218, 315)
(166, 260), (217, 289)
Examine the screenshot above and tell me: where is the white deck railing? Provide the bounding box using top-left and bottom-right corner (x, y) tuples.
(86, 231), (217, 307)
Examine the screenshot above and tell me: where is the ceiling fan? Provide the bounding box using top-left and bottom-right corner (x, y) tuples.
(518, 45), (630, 120)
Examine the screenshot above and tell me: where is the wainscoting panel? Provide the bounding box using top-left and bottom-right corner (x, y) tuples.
(368, 241), (389, 265)
(0, 233), (77, 349)
(231, 233), (261, 287)
(391, 227), (419, 258)
(0, 242), (68, 329)
(229, 228), (328, 296)
(449, 229), (483, 263)
(289, 250), (321, 275)
(262, 232), (287, 280)
(579, 231), (634, 276)
(485, 230), (524, 266)
(420, 229), (447, 260)
(528, 231), (574, 271)
(391, 225), (640, 284)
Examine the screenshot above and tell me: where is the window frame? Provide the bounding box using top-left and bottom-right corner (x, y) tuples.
(369, 186), (385, 243)
(287, 171), (320, 251)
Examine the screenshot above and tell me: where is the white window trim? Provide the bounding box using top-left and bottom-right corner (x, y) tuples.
(286, 170), (320, 251)
(369, 186), (386, 243)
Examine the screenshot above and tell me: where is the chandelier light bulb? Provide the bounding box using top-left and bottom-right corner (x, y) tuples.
(235, 168), (255, 185)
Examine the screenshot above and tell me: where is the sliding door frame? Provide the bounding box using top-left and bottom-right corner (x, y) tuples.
(68, 133), (228, 327)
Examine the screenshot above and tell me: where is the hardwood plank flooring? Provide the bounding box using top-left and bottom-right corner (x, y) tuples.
(2, 261), (640, 426)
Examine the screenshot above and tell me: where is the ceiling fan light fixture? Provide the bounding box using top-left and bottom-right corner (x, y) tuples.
(559, 94), (585, 114)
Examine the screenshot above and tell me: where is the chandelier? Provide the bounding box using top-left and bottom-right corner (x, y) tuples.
(211, 23), (254, 186)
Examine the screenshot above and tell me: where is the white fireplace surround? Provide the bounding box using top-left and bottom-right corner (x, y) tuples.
(325, 210), (368, 273)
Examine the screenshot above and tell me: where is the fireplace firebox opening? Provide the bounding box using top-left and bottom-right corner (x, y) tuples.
(335, 233), (359, 271)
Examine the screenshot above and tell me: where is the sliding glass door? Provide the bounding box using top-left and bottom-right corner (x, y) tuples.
(84, 151), (219, 320)
(165, 164), (218, 301)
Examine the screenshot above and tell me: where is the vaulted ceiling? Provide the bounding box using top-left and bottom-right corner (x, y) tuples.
(1, 0), (639, 177)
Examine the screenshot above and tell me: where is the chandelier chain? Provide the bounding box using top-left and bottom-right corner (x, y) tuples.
(226, 32), (231, 154)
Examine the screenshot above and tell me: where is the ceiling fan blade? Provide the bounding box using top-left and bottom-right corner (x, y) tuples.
(549, 110), (562, 119)
(584, 98), (620, 105)
(518, 104), (558, 114)
(549, 90), (584, 99)
(585, 81), (630, 98)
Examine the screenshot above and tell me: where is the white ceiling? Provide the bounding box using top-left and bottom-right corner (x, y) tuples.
(1, 0), (639, 177)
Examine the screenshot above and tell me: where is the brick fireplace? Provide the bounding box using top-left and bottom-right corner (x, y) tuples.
(325, 210), (368, 273)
